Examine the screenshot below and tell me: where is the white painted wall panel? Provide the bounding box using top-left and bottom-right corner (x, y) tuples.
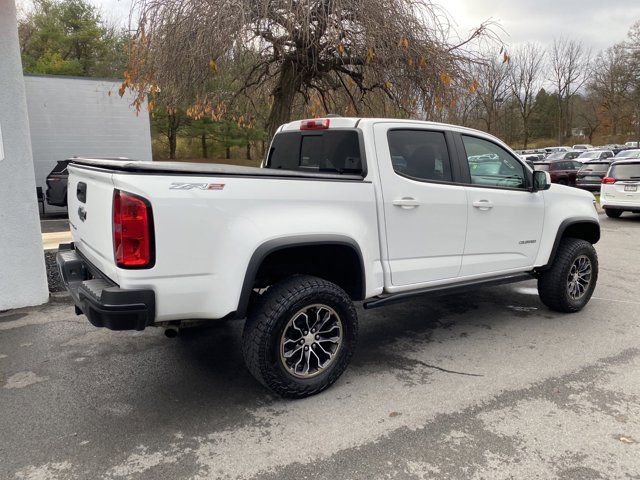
(0, 0), (49, 309)
(24, 75), (152, 197)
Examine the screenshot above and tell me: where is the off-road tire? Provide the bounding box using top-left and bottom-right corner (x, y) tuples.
(537, 237), (598, 313)
(242, 275), (358, 398)
(605, 209), (622, 218)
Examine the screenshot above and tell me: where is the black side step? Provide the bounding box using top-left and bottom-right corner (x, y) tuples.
(363, 273), (535, 310)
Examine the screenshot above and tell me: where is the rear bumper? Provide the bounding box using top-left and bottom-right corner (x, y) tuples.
(575, 181), (601, 191)
(601, 204), (640, 211)
(56, 244), (155, 331)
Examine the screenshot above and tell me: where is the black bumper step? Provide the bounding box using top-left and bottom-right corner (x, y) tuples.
(56, 244), (155, 331)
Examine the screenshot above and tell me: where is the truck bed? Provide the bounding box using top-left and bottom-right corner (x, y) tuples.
(70, 158), (364, 181)
(66, 158), (380, 322)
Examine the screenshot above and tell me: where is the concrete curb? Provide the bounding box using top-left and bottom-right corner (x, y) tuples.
(49, 291), (72, 303)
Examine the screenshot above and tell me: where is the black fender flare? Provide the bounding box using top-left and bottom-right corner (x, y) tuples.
(539, 217), (600, 270)
(235, 234), (366, 319)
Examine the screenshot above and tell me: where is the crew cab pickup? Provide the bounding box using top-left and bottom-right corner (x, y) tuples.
(57, 117), (600, 398)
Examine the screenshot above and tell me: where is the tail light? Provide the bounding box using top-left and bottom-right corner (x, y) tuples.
(300, 118), (330, 130)
(601, 177), (616, 184)
(113, 190), (154, 268)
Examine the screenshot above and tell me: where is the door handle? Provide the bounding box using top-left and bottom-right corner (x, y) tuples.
(472, 199), (494, 210)
(393, 197), (420, 209)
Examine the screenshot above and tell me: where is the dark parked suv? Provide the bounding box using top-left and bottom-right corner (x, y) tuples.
(576, 161), (612, 191)
(45, 159), (71, 207)
(533, 159), (583, 186)
(45, 157), (129, 207)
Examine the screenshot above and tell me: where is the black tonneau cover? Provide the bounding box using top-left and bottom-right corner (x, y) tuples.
(69, 158), (363, 181)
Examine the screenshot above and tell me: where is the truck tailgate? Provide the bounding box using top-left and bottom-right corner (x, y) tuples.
(67, 165), (119, 283)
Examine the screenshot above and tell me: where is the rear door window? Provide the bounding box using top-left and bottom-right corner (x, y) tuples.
(610, 164), (640, 180)
(387, 130), (453, 182)
(267, 131), (363, 175)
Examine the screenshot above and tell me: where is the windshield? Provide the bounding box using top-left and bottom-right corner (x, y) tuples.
(579, 163), (609, 173)
(534, 164), (550, 171)
(578, 152), (600, 159)
(610, 163), (640, 180)
(50, 160), (70, 174)
(615, 150), (640, 159)
(546, 152), (565, 160)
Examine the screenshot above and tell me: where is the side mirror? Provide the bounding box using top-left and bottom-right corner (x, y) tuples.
(532, 170), (551, 192)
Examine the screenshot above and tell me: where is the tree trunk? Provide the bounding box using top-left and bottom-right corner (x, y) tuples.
(266, 62), (303, 140)
(566, 98), (573, 140)
(167, 111), (180, 160)
(246, 142), (252, 160)
(556, 96), (564, 144)
(226, 146), (231, 160)
(201, 133), (208, 159)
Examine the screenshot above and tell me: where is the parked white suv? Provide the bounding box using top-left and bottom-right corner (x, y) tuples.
(601, 160), (640, 218)
(57, 118), (600, 397)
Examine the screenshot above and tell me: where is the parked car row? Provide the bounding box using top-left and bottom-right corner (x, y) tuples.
(516, 141), (639, 161)
(533, 149), (640, 190)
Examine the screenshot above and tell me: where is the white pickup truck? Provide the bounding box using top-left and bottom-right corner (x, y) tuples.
(57, 117), (600, 398)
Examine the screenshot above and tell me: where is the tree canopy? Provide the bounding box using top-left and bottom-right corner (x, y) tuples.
(19, 0), (127, 77)
(125, 0), (494, 136)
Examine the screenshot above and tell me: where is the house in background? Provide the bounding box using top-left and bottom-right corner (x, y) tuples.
(24, 74), (152, 210)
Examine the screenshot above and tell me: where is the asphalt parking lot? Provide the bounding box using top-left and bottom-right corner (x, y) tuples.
(2, 214), (640, 480)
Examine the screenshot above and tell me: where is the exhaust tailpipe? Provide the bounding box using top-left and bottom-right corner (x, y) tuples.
(164, 326), (179, 338)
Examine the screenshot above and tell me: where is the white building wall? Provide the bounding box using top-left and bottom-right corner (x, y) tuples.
(0, 0), (49, 309)
(24, 75), (153, 196)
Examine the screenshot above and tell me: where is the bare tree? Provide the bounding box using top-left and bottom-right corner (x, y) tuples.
(625, 21), (640, 144)
(509, 43), (545, 148)
(124, 0), (496, 137)
(549, 38), (591, 143)
(576, 97), (602, 144)
(472, 51), (511, 134)
(588, 45), (634, 137)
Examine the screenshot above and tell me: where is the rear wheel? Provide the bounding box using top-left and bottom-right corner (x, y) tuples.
(537, 238), (598, 313)
(557, 179), (568, 185)
(242, 275), (358, 398)
(605, 209), (622, 218)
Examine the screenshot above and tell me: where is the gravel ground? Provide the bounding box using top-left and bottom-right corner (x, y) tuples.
(44, 251), (65, 293)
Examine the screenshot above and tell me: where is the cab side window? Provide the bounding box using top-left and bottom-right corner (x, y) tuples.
(461, 135), (527, 189)
(387, 130), (453, 182)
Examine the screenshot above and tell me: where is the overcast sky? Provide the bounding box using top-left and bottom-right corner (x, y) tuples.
(441, 0), (640, 51)
(19, 0), (640, 53)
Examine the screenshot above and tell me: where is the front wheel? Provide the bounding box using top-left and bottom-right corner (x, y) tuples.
(242, 275), (358, 398)
(605, 209), (622, 218)
(537, 238), (598, 313)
